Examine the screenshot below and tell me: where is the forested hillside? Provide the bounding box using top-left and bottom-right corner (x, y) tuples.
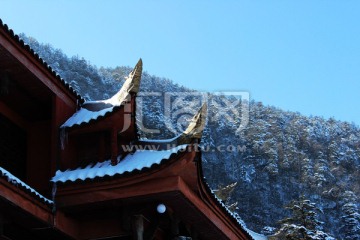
(21, 34), (360, 239)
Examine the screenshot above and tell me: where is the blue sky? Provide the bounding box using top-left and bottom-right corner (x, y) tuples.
(1, 1), (359, 125)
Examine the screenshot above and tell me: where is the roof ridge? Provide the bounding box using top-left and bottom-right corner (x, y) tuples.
(61, 59), (143, 128)
(136, 104), (207, 149)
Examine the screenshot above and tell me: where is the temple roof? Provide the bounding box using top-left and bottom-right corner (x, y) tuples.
(0, 18), (84, 103)
(54, 103), (206, 183)
(54, 103), (259, 239)
(61, 59), (142, 129)
(52, 144), (187, 183)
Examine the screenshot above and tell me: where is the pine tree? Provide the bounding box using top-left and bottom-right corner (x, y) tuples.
(274, 196), (334, 239)
(340, 191), (360, 239)
(341, 203), (360, 239)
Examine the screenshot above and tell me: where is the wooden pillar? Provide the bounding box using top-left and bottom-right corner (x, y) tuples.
(111, 128), (118, 165)
(51, 95), (58, 177)
(132, 215), (144, 240)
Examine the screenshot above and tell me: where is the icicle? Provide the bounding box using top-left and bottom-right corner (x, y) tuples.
(60, 128), (68, 150)
(51, 182), (57, 213)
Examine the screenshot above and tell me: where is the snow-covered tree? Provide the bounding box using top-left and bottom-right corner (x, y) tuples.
(341, 203), (360, 239)
(274, 197), (334, 239)
(340, 191), (360, 239)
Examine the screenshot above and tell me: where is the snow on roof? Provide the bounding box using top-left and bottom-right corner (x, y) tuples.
(52, 144), (188, 183)
(61, 59), (142, 129)
(60, 85), (131, 128)
(61, 86), (131, 128)
(0, 167), (53, 205)
(246, 228), (268, 240)
(61, 105), (115, 128)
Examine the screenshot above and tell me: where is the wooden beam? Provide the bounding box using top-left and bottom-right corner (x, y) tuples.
(55, 175), (246, 239)
(55, 176), (182, 207)
(77, 216), (126, 240)
(0, 179), (79, 239)
(177, 177), (248, 240)
(0, 179), (51, 224)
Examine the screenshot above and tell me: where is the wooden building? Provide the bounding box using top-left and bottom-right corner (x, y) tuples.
(0, 19), (256, 239)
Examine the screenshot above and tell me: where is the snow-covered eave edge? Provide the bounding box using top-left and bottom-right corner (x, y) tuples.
(60, 104), (123, 129)
(201, 179), (260, 240)
(0, 18), (84, 104)
(51, 157), (174, 184)
(0, 167), (53, 205)
(197, 152), (265, 240)
(61, 60), (140, 129)
(51, 145), (189, 184)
